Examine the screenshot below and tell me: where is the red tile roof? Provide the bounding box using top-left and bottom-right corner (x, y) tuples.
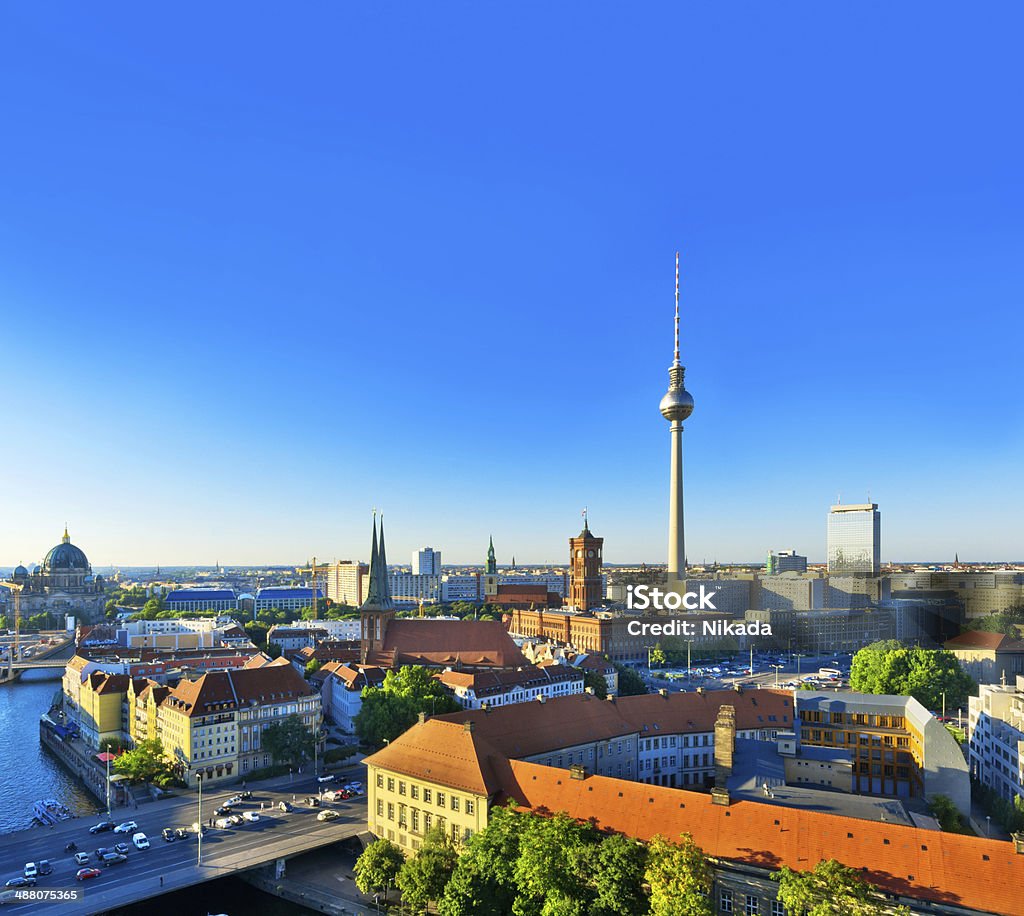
(378, 620), (528, 668)
(499, 761), (1024, 916)
(945, 630), (1024, 651)
(163, 663), (315, 717)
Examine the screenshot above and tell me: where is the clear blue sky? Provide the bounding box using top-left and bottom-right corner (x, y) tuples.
(1, 3), (1021, 567)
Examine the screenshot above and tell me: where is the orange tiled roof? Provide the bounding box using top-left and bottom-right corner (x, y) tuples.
(945, 630), (1024, 651)
(499, 760), (1024, 916)
(429, 689), (793, 759)
(163, 664), (315, 717)
(381, 619), (529, 668)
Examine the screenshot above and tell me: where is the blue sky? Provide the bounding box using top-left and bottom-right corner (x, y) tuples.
(1, 3), (1021, 567)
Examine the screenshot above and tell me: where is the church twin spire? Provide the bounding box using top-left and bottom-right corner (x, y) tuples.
(361, 512), (394, 611)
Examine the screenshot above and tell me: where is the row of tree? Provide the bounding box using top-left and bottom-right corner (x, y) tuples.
(849, 640), (975, 711)
(354, 803), (905, 915)
(354, 666), (460, 746)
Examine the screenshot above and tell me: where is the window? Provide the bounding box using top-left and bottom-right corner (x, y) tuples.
(451, 796), (460, 812)
(771, 901), (786, 916)
(423, 788), (432, 804)
(411, 785), (419, 800)
(399, 781), (406, 796)
(720, 889), (733, 913)
(387, 803), (394, 821)
(387, 777), (395, 792)
(377, 800), (384, 816)
(745, 895), (760, 915)
(466, 799), (475, 815)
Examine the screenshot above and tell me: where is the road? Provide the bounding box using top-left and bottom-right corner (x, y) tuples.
(636, 651), (854, 693)
(0, 767), (368, 915)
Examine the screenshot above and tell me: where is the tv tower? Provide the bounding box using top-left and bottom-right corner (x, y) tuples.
(659, 252), (694, 585)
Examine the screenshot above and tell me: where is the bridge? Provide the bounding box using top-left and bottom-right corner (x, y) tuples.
(0, 769), (370, 915)
(0, 638), (75, 683)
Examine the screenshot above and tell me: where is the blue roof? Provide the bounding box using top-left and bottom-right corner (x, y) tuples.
(166, 588), (237, 602)
(255, 587), (322, 599)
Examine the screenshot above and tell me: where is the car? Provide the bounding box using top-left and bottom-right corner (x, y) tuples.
(225, 795), (243, 805)
(132, 833), (150, 850)
(317, 809), (341, 821)
(4, 878), (35, 889)
(36, 861), (51, 877)
(99, 853), (128, 867)
(242, 811), (260, 822)
(190, 822), (207, 836)
(89, 820), (116, 834)
(316, 774), (334, 783)
(161, 828), (176, 842)
(95, 847), (115, 859)
(175, 828), (189, 840)
(214, 817), (234, 829)
(73, 853), (90, 866)
(304, 796), (320, 807)
(228, 815), (244, 826)
(113, 843), (129, 855)
(278, 801), (292, 812)
(343, 781), (363, 793)
(22, 865), (37, 880)
(240, 791), (253, 800)
(214, 806), (232, 816)
(113, 821), (138, 834)
(76, 867), (102, 882)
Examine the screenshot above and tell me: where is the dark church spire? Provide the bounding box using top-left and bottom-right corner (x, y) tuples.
(361, 512), (394, 610)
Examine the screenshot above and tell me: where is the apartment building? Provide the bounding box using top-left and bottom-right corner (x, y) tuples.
(969, 675), (1024, 804)
(436, 665), (584, 709)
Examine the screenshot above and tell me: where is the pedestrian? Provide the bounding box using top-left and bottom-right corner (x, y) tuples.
(159, 876), (163, 887)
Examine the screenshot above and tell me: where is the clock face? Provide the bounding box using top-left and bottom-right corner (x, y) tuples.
(587, 550), (594, 557)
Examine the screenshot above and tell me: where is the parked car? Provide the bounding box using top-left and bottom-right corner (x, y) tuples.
(76, 868), (101, 882)
(278, 801), (292, 812)
(240, 791), (253, 800)
(317, 809), (341, 821)
(132, 833), (150, 850)
(242, 811), (260, 822)
(113, 821), (138, 834)
(316, 774), (334, 783)
(214, 817), (234, 829)
(304, 796), (320, 807)
(89, 820), (116, 834)
(161, 828), (176, 842)
(22, 865), (37, 881)
(225, 795), (243, 806)
(228, 815), (244, 826)
(73, 853), (90, 866)
(4, 878), (35, 889)
(214, 806), (232, 816)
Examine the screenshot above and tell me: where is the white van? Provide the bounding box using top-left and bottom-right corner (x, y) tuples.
(132, 833), (150, 850)
(214, 817), (234, 829)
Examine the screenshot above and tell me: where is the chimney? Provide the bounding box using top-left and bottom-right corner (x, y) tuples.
(659, 688), (669, 697)
(536, 694), (546, 704)
(606, 694), (615, 703)
(569, 763), (587, 780)
(711, 786), (731, 806)
(417, 711), (427, 725)
(463, 721), (475, 733)
(714, 704), (737, 789)
(1013, 833), (1024, 855)
(584, 686), (595, 695)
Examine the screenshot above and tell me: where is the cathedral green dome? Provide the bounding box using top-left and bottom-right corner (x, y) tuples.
(41, 528), (90, 572)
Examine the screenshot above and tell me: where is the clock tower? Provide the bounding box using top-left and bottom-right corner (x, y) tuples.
(569, 514), (603, 611)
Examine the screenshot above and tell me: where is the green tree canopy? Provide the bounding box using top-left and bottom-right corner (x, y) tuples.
(614, 662), (649, 697)
(588, 833), (648, 916)
(112, 738), (177, 786)
(354, 838), (405, 901)
(644, 832), (713, 916)
(512, 812), (599, 916)
(583, 668), (608, 699)
(355, 665), (460, 746)
(260, 713), (314, 766)
(305, 658), (322, 677)
(397, 825), (459, 913)
(774, 859), (895, 915)
(850, 642), (975, 710)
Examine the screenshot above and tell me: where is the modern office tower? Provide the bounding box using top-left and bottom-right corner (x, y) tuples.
(765, 549), (807, 575)
(659, 253), (695, 586)
(412, 547), (441, 576)
(325, 561), (369, 607)
(827, 503), (881, 576)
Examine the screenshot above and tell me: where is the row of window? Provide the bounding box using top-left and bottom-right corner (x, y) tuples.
(376, 803), (474, 842)
(377, 775), (476, 814)
(720, 889), (785, 915)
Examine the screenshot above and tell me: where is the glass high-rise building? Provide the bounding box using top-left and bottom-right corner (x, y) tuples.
(827, 503), (880, 576)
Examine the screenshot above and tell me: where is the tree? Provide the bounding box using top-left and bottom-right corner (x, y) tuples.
(929, 794), (964, 833)
(266, 642), (283, 659)
(650, 644), (667, 668)
(354, 838), (405, 901)
(113, 739), (177, 786)
(583, 668), (608, 699)
(850, 641), (975, 711)
(260, 713), (314, 766)
(774, 859), (888, 915)
(355, 665), (460, 746)
(397, 825), (459, 913)
(614, 662), (649, 697)
(589, 833), (648, 916)
(439, 804), (525, 916)
(644, 833), (713, 916)
(513, 812), (598, 916)
(305, 658), (322, 677)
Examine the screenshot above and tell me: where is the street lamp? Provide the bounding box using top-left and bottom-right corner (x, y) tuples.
(686, 640), (694, 679)
(986, 815), (991, 838)
(105, 754), (111, 819)
(770, 664), (784, 687)
(195, 771), (204, 866)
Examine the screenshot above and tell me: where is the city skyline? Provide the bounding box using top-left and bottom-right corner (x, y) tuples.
(1, 5), (1022, 565)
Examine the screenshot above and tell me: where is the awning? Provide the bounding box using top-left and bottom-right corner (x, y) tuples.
(95, 752), (116, 762)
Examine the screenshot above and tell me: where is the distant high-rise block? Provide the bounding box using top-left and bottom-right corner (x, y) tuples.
(412, 547), (441, 576)
(827, 503), (881, 577)
(766, 549), (807, 575)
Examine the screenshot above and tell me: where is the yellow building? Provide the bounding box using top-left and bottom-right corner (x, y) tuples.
(364, 716), (493, 852)
(77, 671), (130, 749)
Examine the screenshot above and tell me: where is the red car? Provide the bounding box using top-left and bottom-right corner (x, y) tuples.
(76, 867), (102, 881)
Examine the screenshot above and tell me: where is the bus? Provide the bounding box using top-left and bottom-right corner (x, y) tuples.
(818, 667), (842, 679)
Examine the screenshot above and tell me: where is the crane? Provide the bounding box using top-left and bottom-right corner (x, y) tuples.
(0, 580), (24, 674)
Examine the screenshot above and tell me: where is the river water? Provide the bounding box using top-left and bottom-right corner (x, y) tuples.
(0, 669), (102, 833)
